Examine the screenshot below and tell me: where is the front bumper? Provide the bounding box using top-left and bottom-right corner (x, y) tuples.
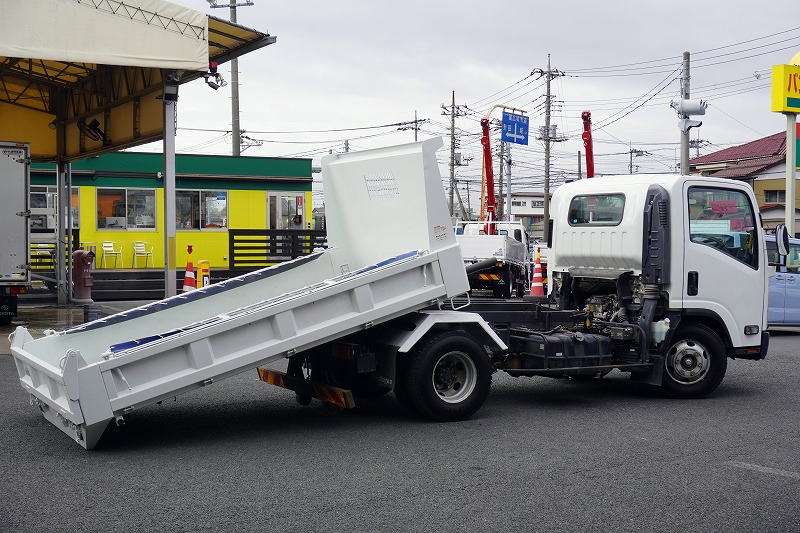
(732, 331), (769, 360)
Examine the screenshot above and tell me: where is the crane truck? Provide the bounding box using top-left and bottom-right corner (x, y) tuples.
(8, 139), (775, 449)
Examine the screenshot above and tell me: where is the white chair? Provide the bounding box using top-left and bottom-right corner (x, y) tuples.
(101, 241), (123, 268)
(132, 241), (154, 268)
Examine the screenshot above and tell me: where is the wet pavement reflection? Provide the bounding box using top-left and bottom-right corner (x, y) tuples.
(0, 301), (153, 355)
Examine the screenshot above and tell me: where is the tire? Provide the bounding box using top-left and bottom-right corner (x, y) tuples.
(662, 323), (727, 398)
(501, 267), (513, 299)
(515, 279), (526, 298)
(401, 331), (492, 421)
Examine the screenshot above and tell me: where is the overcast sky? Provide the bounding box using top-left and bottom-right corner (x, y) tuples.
(154, 0), (800, 207)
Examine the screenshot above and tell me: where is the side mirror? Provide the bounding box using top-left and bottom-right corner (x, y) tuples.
(776, 224), (790, 257)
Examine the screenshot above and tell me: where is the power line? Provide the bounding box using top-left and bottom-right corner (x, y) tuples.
(178, 119), (425, 135)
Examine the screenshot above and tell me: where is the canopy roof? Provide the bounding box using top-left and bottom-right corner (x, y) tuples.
(0, 0), (274, 161)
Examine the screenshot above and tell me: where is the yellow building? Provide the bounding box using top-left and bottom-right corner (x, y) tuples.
(31, 152), (314, 270)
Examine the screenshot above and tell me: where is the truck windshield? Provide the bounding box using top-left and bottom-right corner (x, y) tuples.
(688, 187), (757, 269)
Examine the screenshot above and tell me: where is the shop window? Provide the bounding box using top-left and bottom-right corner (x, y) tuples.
(97, 188), (156, 229)
(176, 191), (200, 229)
(202, 191), (227, 228)
(29, 186), (79, 230)
(176, 190), (227, 230)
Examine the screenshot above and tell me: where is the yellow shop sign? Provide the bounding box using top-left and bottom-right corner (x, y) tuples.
(772, 64), (800, 113)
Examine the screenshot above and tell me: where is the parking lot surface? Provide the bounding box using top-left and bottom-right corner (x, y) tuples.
(1, 335), (798, 533)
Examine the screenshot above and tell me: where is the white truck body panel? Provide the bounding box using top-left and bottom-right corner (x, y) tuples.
(0, 143), (29, 284)
(549, 174), (767, 348)
(10, 138), (486, 448)
(385, 310), (508, 353)
(456, 222), (528, 266)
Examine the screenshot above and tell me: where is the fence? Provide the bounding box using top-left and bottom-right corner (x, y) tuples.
(228, 229), (327, 270)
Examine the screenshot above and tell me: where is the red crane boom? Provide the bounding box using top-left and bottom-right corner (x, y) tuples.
(480, 117), (497, 234)
(581, 111), (595, 178)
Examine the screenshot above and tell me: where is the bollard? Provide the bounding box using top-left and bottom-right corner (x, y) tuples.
(197, 260), (211, 288)
(72, 249), (95, 304)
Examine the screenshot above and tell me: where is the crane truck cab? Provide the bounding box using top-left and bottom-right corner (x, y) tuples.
(544, 174), (770, 396)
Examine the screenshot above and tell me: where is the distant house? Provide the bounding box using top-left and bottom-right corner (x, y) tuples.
(508, 191), (547, 238)
(689, 126), (799, 233)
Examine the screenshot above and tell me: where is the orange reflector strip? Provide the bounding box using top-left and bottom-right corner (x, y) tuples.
(477, 274), (500, 280)
(256, 367), (356, 409)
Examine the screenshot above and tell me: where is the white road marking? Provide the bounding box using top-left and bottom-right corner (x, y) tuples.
(726, 461), (800, 480)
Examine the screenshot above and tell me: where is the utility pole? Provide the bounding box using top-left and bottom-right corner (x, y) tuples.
(505, 144), (512, 221)
(498, 140), (505, 219)
(680, 51), (691, 174)
(208, 0), (254, 157)
(628, 143), (648, 174)
(344, 139), (350, 153)
(414, 110), (419, 142)
(465, 181), (472, 218)
(689, 137), (709, 158)
(441, 91), (468, 217)
(532, 54), (563, 242)
(578, 150), (582, 179)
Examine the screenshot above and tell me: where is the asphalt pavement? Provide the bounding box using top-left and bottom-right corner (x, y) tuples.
(1, 335), (799, 532)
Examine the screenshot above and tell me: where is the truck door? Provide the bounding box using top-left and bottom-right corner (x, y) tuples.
(683, 184), (765, 345)
(0, 146), (29, 282)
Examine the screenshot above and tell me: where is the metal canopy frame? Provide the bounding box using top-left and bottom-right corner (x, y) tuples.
(0, 12), (275, 303)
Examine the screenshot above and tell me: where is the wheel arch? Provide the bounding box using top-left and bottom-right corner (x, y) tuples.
(667, 309), (734, 357)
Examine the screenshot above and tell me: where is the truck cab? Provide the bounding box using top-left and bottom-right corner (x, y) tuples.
(456, 221), (530, 298)
(545, 174), (769, 395)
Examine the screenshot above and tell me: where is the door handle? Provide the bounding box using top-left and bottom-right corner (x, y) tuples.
(775, 275), (785, 280)
(687, 271), (698, 296)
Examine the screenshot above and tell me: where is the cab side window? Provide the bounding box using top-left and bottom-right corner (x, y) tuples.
(688, 187), (758, 269)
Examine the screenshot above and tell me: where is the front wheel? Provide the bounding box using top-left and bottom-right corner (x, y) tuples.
(400, 331), (492, 421)
(662, 324), (727, 398)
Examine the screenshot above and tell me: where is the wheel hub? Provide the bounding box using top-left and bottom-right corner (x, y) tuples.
(431, 350), (477, 404)
(665, 339), (710, 385)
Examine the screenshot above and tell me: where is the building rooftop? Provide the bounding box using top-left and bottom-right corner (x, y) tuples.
(689, 125), (799, 180)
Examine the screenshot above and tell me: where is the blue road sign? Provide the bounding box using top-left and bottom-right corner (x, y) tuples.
(501, 111), (529, 145)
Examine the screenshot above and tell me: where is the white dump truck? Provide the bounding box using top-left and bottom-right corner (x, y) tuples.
(0, 142), (31, 325)
(9, 140), (774, 449)
(9, 139), (507, 449)
(456, 221), (530, 298)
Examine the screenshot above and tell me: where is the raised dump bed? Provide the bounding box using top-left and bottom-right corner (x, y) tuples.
(9, 138), (470, 448)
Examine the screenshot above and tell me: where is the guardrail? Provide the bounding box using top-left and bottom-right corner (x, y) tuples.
(228, 229), (327, 270)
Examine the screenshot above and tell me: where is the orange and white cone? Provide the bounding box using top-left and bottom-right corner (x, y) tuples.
(529, 247), (544, 297)
(182, 244), (196, 292)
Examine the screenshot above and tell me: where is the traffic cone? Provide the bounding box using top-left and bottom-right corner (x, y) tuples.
(182, 244), (196, 292)
(529, 247), (544, 297)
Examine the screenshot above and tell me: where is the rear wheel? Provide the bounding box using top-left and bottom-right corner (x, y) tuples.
(401, 331), (492, 421)
(662, 324), (727, 398)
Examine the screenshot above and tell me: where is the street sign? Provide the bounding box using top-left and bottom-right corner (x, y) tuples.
(501, 111), (529, 145)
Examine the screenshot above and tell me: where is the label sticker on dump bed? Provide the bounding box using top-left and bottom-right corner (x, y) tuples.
(433, 224), (449, 241)
(364, 171), (400, 200)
